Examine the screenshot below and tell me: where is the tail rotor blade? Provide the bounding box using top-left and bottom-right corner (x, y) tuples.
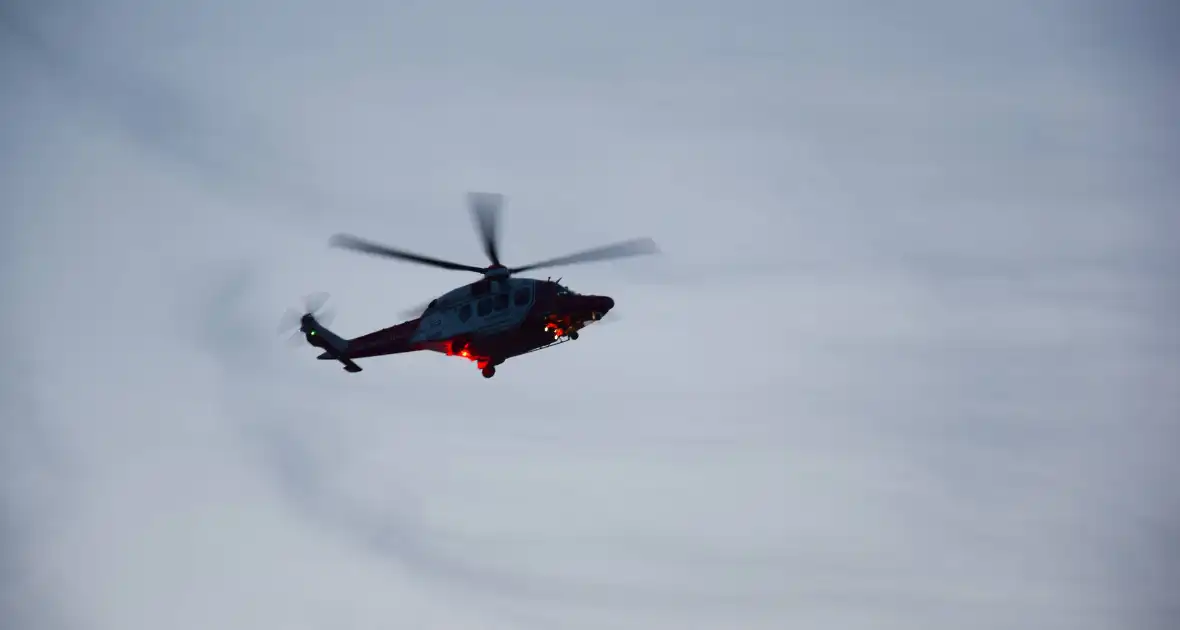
(304, 291), (331, 314)
(278, 292), (333, 343)
(278, 307), (304, 334)
(287, 329), (306, 347)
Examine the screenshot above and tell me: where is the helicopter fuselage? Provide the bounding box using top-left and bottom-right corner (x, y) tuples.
(290, 191), (651, 378)
(312, 277), (614, 377)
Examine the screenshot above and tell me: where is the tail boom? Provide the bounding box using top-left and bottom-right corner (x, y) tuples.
(301, 315), (362, 372)
(306, 316), (425, 372)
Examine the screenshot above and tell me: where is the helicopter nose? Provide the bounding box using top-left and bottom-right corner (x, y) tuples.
(598, 296), (615, 313)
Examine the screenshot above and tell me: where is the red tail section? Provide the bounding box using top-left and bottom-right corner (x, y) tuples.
(332, 318), (422, 360)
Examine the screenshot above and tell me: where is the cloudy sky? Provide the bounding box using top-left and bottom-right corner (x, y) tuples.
(2, 1), (1177, 629)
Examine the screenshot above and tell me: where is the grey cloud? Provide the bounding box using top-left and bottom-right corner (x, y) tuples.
(0, 2), (339, 222)
(4, 1), (1178, 629)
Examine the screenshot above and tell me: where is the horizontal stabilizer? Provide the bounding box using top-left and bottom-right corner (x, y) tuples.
(299, 315), (362, 373)
(318, 350), (363, 372)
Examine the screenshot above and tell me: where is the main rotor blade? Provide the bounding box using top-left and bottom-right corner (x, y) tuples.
(468, 192), (503, 267)
(329, 234), (486, 273)
(509, 237), (660, 274)
(396, 300), (432, 320)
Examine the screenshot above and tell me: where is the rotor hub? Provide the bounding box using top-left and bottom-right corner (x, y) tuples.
(483, 264), (511, 278)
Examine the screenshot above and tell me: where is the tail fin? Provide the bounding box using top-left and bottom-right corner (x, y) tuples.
(301, 315), (363, 372)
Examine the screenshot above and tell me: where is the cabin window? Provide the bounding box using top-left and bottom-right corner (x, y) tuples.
(493, 294), (509, 311)
(513, 287), (531, 306)
(458, 304), (472, 322)
(477, 297), (493, 316)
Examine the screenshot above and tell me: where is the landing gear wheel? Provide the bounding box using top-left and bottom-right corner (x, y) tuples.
(568, 330), (579, 340)
(481, 366), (496, 378)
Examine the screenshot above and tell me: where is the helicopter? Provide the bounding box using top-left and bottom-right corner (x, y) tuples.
(278, 192), (659, 378)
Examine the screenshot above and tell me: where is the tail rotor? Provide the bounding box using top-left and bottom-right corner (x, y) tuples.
(278, 292), (335, 346)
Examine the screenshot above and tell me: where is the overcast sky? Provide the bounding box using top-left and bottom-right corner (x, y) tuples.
(2, 1), (1177, 629)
